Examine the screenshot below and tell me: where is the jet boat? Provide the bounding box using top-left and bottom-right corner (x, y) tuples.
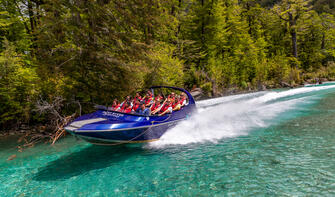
(65, 86), (196, 145)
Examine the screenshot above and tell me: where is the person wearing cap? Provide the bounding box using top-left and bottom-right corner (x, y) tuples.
(136, 101), (151, 116)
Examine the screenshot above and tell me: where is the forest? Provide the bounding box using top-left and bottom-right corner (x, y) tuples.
(1, 0), (335, 134)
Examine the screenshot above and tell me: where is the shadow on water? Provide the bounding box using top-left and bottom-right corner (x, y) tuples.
(33, 145), (144, 181)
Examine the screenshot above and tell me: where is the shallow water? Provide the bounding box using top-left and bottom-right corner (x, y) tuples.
(2, 83), (335, 196)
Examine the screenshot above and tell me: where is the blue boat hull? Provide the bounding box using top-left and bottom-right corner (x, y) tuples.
(67, 119), (182, 145)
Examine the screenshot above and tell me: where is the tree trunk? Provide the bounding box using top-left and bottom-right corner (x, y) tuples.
(321, 33), (325, 50)
(212, 80), (217, 97)
(291, 30), (298, 58)
(28, 0), (35, 33)
(289, 13), (298, 68)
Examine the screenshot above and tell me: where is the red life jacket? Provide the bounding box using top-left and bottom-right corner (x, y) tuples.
(172, 102), (179, 109)
(132, 104), (140, 111)
(112, 104), (120, 111)
(160, 103), (172, 113)
(179, 98), (186, 105)
(155, 95), (163, 101)
(133, 96), (142, 103)
(145, 97), (153, 105)
(120, 101), (127, 109)
(168, 96), (175, 103)
(123, 106), (132, 113)
(150, 103), (161, 111)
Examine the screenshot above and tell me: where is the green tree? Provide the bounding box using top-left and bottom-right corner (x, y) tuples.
(273, 0), (312, 65)
(0, 39), (39, 128)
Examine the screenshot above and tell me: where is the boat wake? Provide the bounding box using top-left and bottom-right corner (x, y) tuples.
(148, 84), (335, 148)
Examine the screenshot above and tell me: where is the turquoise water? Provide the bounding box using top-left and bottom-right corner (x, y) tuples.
(2, 83), (335, 196)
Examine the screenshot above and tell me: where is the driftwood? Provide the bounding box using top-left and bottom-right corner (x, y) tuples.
(17, 96), (79, 150)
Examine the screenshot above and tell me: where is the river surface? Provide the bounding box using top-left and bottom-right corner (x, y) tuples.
(2, 83), (335, 196)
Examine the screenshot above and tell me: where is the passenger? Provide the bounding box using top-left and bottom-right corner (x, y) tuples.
(120, 95), (132, 109)
(155, 93), (163, 101)
(111, 99), (120, 111)
(179, 93), (187, 107)
(147, 90), (153, 97)
(152, 98), (166, 115)
(133, 92), (142, 102)
(168, 92), (176, 103)
(136, 102), (151, 116)
(172, 97), (181, 111)
(150, 99), (161, 112)
(121, 102), (132, 113)
(158, 99), (173, 116)
(144, 93), (153, 106)
(132, 99), (140, 112)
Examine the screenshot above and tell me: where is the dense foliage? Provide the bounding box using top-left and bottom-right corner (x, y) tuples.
(1, 0), (335, 130)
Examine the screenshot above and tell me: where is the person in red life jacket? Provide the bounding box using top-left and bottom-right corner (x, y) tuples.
(120, 101), (132, 113)
(155, 93), (163, 102)
(133, 92), (142, 103)
(172, 97), (181, 111)
(119, 95), (133, 110)
(132, 99), (140, 112)
(147, 90), (153, 97)
(158, 99), (173, 116)
(152, 98), (167, 115)
(168, 92), (176, 103)
(143, 93), (153, 106)
(110, 99), (120, 111)
(179, 93), (187, 107)
(150, 99), (161, 112)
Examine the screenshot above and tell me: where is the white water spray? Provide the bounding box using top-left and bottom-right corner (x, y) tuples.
(149, 84), (335, 147)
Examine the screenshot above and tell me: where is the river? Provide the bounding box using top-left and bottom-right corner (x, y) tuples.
(2, 83), (335, 196)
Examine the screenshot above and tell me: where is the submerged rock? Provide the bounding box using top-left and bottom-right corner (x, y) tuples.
(7, 154), (16, 161)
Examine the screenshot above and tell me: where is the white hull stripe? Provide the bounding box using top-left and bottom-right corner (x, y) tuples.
(70, 118), (107, 128)
(77, 134), (159, 143)
(66, 118), (185, 133)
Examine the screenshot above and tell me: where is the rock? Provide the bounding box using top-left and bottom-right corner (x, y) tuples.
(280, 82), (292, 88)
(258, 84), (266, 91)
(7, 154), (16, 161)
(190, 88), (203, 100)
